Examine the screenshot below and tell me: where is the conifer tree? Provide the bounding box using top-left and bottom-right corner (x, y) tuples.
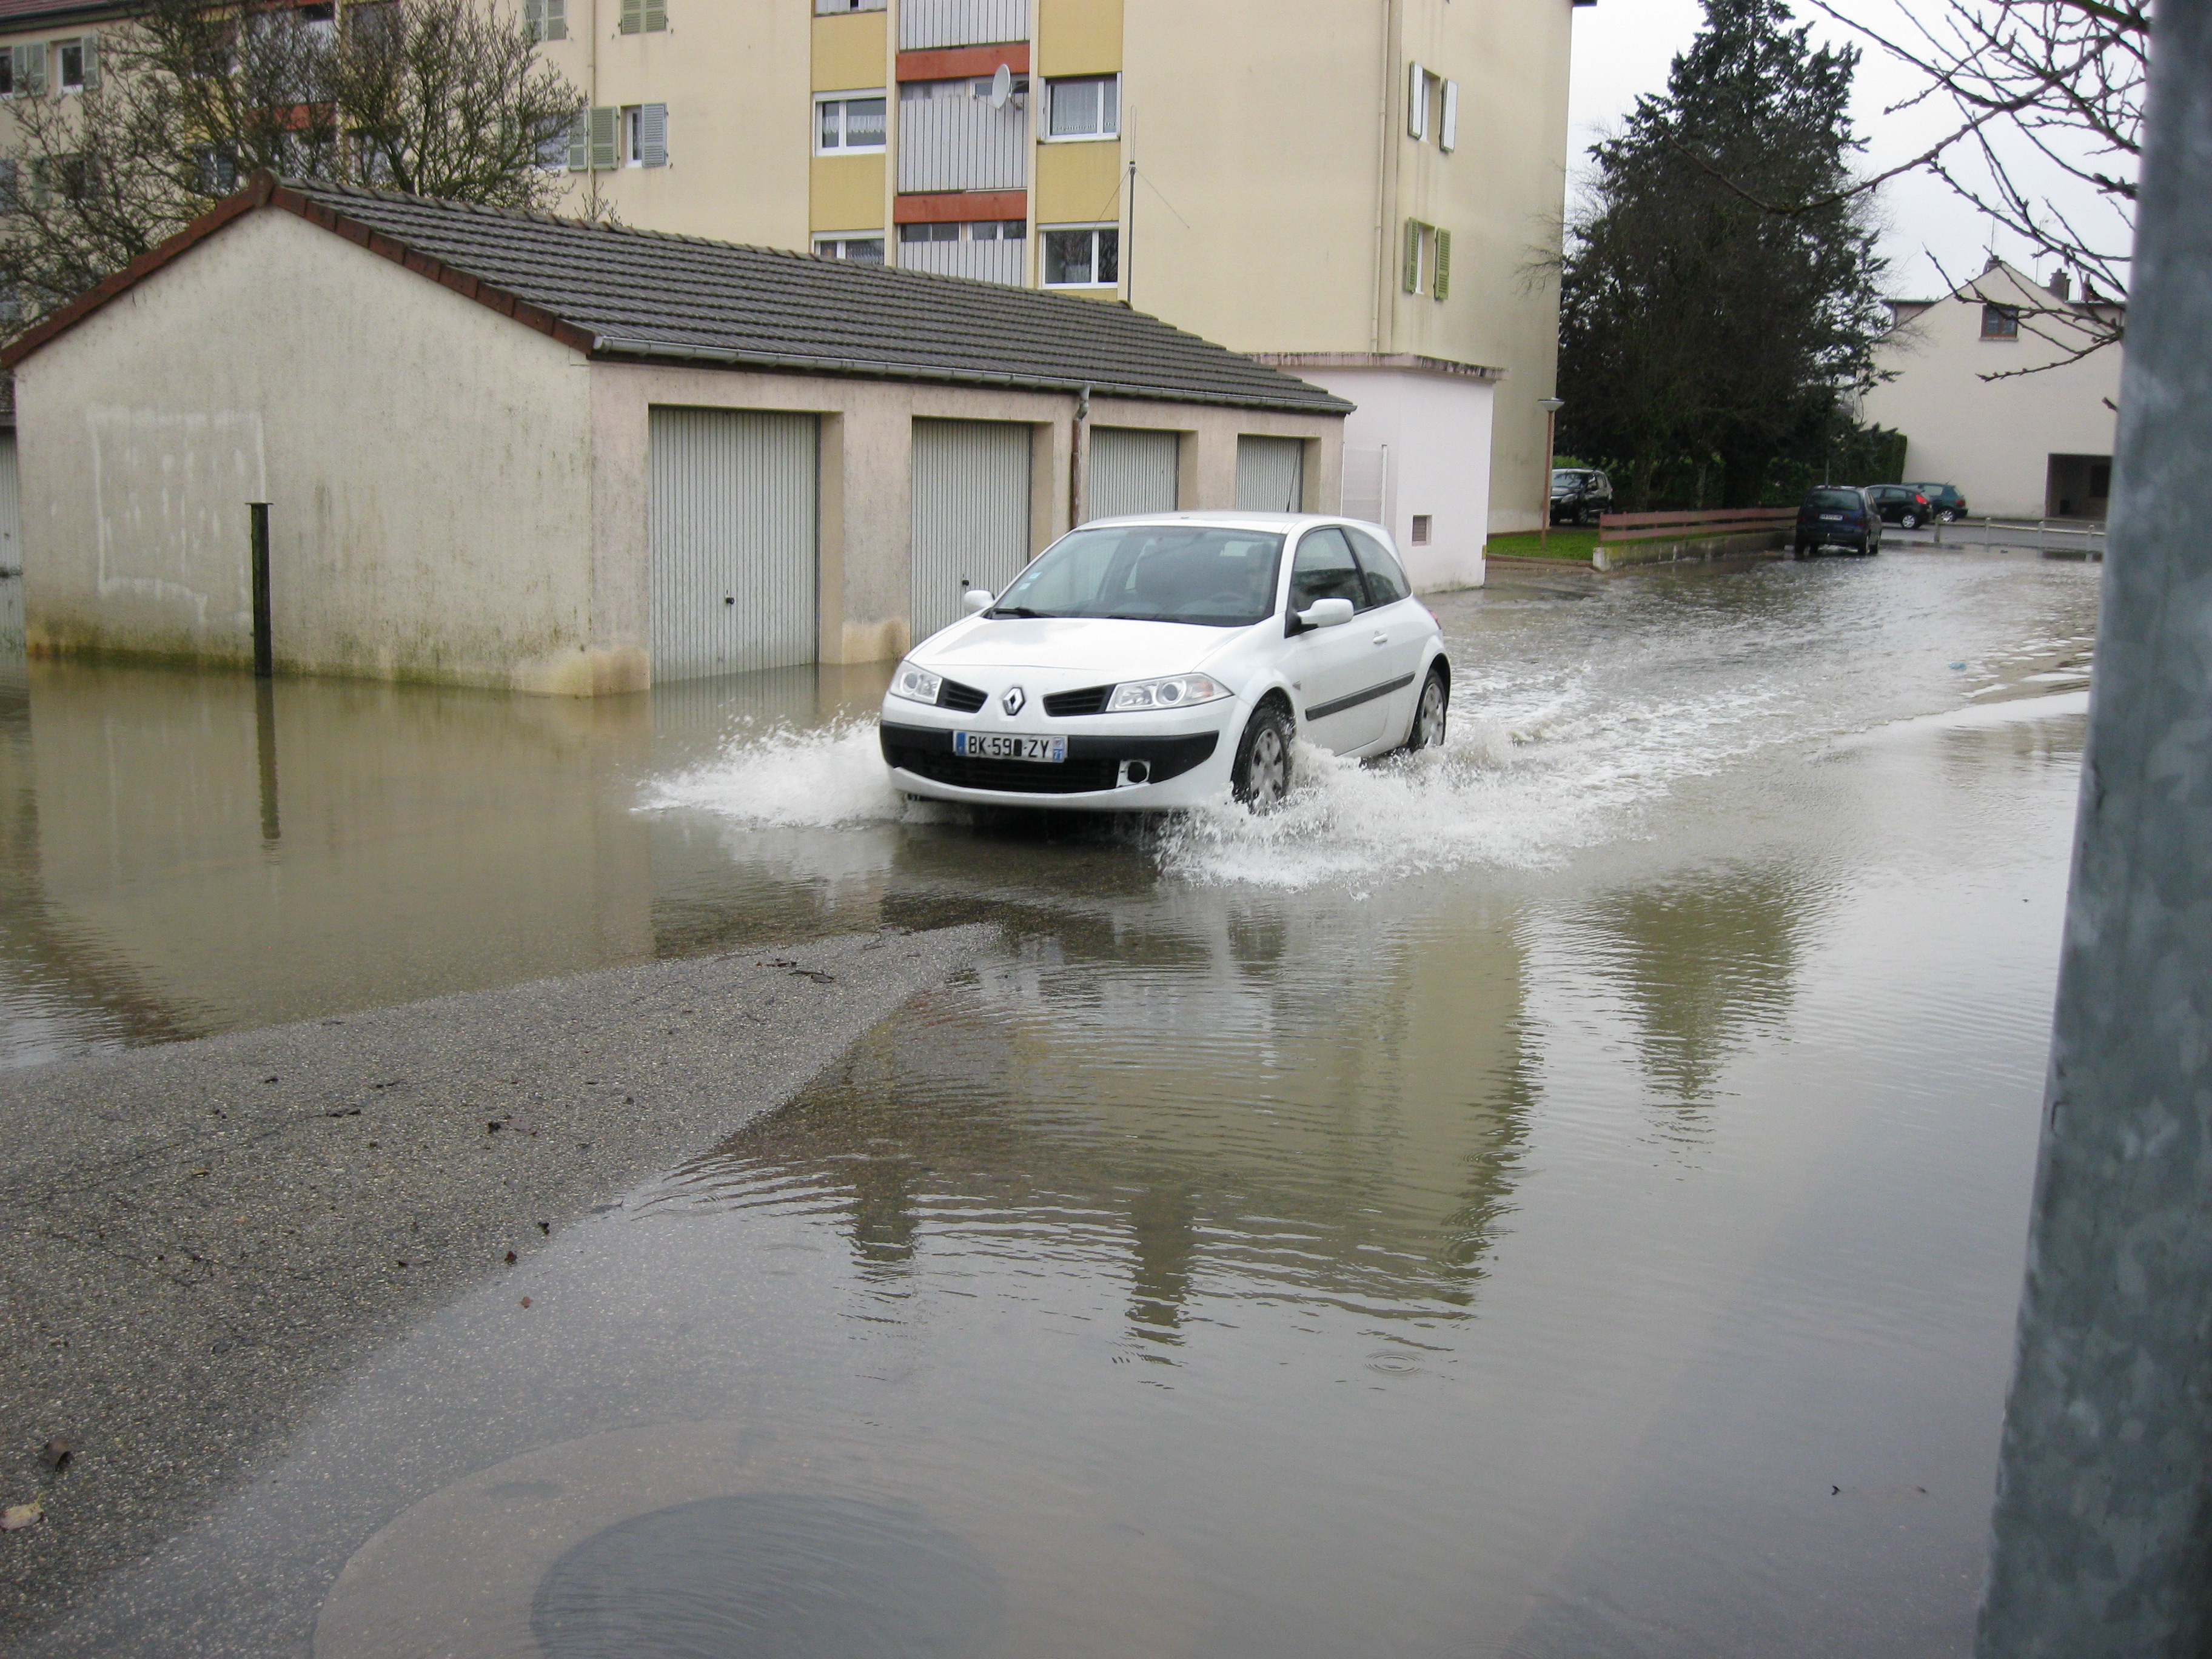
(1557, 0), (1892, 508)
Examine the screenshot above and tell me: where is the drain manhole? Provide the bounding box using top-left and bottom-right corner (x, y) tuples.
(532, 1493), (1002, 1657)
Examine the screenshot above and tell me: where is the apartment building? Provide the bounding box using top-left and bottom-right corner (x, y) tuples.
(531, 0), (1580, 577)
(0, 0), (1579, 575)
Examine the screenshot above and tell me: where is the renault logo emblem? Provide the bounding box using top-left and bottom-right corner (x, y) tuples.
(1001, 685), (1027, 717)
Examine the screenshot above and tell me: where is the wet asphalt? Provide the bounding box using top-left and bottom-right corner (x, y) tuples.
(0, 924), (993, 1647)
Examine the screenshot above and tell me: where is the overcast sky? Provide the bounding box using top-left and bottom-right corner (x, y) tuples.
(1564, 0), (2133, 299)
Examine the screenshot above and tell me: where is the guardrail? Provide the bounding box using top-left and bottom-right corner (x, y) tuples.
(1920, 517), (2106, 559)
(1592, 507), (1794, 572)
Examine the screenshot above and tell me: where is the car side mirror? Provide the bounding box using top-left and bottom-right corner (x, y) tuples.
(961, 589), (994, 615)
(1295, 597), (1355, 631)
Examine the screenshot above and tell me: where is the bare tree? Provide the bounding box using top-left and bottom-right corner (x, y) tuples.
(0, 0), (579, 326)
(1666, 0), (2143, 372)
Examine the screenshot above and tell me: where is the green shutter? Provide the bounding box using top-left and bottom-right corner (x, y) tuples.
(567, 108), (589, 169)
(642, 0), (668, 28)
(1403, 219), (1421, 293)
(589, 104), (619, 169)
(1433, 227), (1450, 301)
(80, 32), (97, 89)
(545, 0), (566, 39)
(618, 0), (643, 32)
(18, 42), (45, 96)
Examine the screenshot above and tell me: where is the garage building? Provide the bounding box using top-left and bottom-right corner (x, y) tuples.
(3, 175), (1349, 694)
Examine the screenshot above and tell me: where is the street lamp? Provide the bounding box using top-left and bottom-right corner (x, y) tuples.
(1537, 397), (1565, 552)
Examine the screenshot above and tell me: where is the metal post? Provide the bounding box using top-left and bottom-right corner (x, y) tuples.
(249, 502), (272, 679)
(1538, 397), (1564, 552)
(1977, 1), (2212, 1652)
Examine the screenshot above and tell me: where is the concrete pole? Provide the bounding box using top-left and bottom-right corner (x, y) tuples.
(1976, 2), (2212, 1653)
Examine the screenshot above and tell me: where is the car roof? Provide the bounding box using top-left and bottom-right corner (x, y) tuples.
(1073, 511), (1367, 534)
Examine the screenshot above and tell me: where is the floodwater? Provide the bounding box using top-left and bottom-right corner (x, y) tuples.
(1, 548), (2099, 1656)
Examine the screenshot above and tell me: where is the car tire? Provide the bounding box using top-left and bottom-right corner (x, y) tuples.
(1232, 701), (1295, 813)
(1900, 512), (1920, 530)
(1939, 509), (1958, 523)
(1403, 663), (1449, 752)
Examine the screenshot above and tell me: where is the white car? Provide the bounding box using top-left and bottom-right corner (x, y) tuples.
(879, 512), (1450, 812)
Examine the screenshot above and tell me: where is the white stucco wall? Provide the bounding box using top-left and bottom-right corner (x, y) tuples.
(1301, 365), (1492, 591)
(1860, 264), (2122, 520)
(15, 209), (605, 694)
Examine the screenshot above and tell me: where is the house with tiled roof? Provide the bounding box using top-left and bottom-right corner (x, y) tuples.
(4, 173), (1347, 692)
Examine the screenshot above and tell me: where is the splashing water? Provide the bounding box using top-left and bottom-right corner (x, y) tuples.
(640, 555), (2103, 890)
(646, 718), (905, 826)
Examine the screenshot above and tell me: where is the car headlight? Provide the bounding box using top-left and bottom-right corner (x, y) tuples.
(888, 660), (943, 705)
(1106, 673), (1228, 712)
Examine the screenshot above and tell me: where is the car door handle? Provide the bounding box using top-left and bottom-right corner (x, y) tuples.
(1371, 632), (1389, 645)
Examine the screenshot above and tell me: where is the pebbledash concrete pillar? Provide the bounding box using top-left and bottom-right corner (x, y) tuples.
(1976, 0), (2212, 1652)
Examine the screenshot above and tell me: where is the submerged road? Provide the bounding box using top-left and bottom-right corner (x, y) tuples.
(0, 548), (2102, 1657)
(0, 927), (992, 1643)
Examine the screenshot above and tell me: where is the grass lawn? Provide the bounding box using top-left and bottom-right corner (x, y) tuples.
(1483, 528), (1598, 563)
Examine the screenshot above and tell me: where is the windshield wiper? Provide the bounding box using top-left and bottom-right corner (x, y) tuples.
(988, 606), (1050, 617)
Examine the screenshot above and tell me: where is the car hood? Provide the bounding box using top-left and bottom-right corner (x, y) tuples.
(914, 616), (1250, 680)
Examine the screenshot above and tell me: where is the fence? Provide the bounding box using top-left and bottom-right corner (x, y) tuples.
(1592, 507), (1794, 572)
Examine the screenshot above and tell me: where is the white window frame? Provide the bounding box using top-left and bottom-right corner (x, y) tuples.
(1043, 73), (1119, 141)
(620, 103), (667, 167)
(814, 89), (886, 155)
(1041, 222), (1119, 289)
(814, 0), (885, 12)
(814, 232), (885, 263)
(55, 36), (90, 93)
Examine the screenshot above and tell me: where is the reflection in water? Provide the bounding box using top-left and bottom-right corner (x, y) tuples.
(1570, 862), (1817, 1111)
(1, 551), (2106, 1658)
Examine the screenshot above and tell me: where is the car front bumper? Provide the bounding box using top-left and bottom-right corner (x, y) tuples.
(879, 704), (1242, 811)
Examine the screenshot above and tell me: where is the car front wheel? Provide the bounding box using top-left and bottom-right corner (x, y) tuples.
(1900, 511), (1920, 529)
(1404, 665), (1449, 752)
(1939, 509), (1959, 522)
(1232, 702), (1295, 813)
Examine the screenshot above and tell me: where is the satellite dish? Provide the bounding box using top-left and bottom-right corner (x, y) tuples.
(990, 62), (1011, 109)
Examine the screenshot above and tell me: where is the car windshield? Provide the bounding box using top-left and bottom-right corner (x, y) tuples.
(1806, 489), (1862, 509)
(989, 525), (1285, 628)
(1550, 471), (1584, 489)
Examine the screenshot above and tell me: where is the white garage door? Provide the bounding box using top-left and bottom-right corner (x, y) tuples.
(1088, 427), (1179, 520)
(911, 418), (1031, 643)
(1236, 436), (1305, 512)
(649, 407), (817, 682)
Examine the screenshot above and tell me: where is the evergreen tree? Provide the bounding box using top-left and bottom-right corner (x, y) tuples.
(1556, 0), (1892, 508)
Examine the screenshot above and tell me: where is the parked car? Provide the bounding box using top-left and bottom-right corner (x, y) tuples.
(879, 513), (1450, 814)
(1865, 483), (1937, 528)
(1794, 488), (1883, 556)
(1549, 468), (1614, 526)
(1904, 481), (1969, 521)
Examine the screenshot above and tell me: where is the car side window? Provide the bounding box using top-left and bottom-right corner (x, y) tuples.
(1346, 527), (1410, 607)
(1289, 527), (1365, 613)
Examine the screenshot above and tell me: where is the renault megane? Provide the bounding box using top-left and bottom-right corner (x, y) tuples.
(878, 512), (1451, 812)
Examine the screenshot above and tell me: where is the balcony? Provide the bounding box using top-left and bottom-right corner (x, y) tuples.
(899, 233), (1026, 286)
(899, 0), (1027, 49)
(897, 85), (1028, 193)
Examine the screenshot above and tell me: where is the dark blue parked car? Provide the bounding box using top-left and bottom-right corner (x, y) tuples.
(1794, 487), (1883, 557)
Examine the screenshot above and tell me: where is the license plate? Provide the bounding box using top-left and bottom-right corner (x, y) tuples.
(953, 732), (1067, 762)
(1820, 513), (1843, 521)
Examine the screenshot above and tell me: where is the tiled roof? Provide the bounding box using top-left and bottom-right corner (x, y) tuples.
(5, 175), (1352, 415)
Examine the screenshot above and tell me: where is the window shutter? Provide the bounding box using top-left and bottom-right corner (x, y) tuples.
(544, 0), (566, 39)
(1439, 79), (1457, 152)
(566, 108), (589, 169)
(643, 0), (668, 28)
(524, 0), (539, 37)
(0, 160), (15, 213)
(1433, 227), (1450, 300)
(639, 102), (667, 166)
(1407, 61), (1426, 139)
(79, 33), (97, 89)
(1403, 218), (1421, 293)
(618, 0), (643, 33)
(589, 104), (619, 169)
(19, 42), (45, 96)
